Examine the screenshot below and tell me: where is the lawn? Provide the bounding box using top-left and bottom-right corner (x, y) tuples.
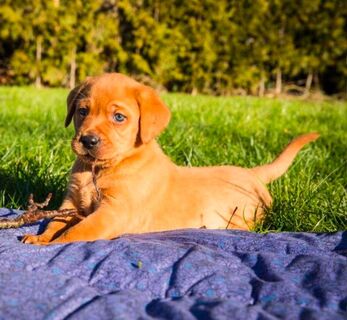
(0, 86), (346, 232)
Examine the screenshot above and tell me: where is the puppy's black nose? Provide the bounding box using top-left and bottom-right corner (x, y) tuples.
(79, 135), (100, 149)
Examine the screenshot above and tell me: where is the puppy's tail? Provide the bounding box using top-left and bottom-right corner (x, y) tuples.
(251, 132), (319, 184)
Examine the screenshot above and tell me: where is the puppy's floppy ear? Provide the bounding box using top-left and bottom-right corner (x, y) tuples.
(136, 85), (171, 144)
(65, 85), (82, 128)
(65, 77), (92, 127)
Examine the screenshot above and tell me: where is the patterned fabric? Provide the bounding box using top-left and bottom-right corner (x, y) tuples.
(0, 208), (346, 320)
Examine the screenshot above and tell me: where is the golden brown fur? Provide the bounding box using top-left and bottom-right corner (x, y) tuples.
(22, 73), (319, 244)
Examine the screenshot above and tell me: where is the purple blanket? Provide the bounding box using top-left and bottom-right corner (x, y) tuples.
(0, 208), (346, 319)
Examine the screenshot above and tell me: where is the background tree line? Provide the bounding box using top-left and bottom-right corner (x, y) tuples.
(0, 0), (346, 96)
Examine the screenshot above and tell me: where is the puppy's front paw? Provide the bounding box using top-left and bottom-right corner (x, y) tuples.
(21, 234), (50, 245)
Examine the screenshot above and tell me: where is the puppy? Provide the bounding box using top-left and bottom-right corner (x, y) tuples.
(22, 73), (319, 244)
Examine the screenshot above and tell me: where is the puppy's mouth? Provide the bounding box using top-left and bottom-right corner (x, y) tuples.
(75, 149), (116, 167)
(80, 152), (97, 162)
(78, 150), (102, 162)
(71, 138), (119, 167)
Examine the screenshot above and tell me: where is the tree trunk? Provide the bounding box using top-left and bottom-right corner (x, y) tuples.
(154, 0), (159, 21)
(313, 72), (320, 91)
(258, 74), (265, 97)
(35, 37), (42, 88)
(69, 46), (76, 89)
(304, 71), (313, 96)
(275, 68), (282, 96)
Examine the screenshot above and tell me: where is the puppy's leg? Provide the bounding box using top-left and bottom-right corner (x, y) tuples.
(38, 203), (121, 245)
(21, 199), (80, 244)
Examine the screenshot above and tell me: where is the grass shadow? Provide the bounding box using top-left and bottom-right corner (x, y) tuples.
(0, 166), (67, 210)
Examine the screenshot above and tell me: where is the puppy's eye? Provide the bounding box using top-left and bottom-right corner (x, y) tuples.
(78, 108), (89, 117)
(113, 113), (126, 123)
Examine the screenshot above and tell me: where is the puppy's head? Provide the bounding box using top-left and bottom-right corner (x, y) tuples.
(65, 73), (171, 165)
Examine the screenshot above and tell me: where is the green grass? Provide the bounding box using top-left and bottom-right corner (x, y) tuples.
(0, 86), (346, 232)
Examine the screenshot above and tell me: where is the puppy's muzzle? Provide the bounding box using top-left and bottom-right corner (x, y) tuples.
(79, 134), (100, 150)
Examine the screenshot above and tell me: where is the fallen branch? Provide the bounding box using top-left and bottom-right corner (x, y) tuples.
(0, 193), (82, 229)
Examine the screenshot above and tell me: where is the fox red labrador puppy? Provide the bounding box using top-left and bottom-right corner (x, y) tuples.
(22, 73), (319, 244)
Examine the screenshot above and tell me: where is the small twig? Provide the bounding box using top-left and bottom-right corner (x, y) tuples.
(0, 194), (82, 229)
(28, 193), (52, 211)
(225, 207), (238, 229)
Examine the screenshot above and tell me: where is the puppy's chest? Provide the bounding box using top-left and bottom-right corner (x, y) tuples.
(72, 174), (104, 215)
